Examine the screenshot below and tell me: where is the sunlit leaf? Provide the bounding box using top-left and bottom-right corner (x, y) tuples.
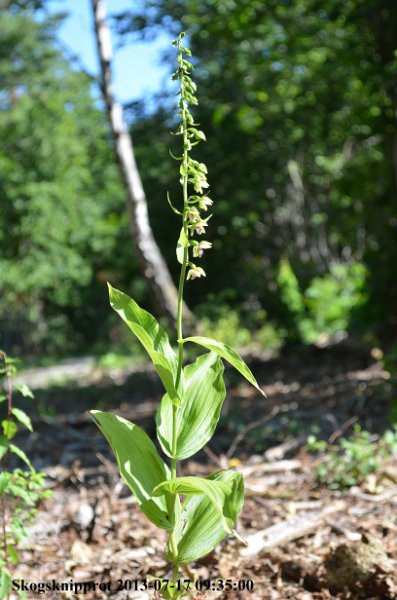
(11, 408), (33, 432)
(156, 352), (225, 459)
(91, 410), (173, 530)
(2, 420), (17, 440)
(16, 384), (34, 399)
(9, 444), (32, 468)
(6, 545), (19, 565)
(176, 228), (188, 265)
(108, 285), (181, 404)
(154, 474), (235, 534)
(181, 336), (264, 395)
(0, 568), (11, 599)
(165, 470), (244, 564)
(0, 472), (8, 497)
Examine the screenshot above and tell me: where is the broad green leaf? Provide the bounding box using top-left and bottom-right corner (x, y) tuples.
(181, 336), (264, 395)
(167, 470), (244, 564)
(11, 408), (33, 432)
(154, 475), (234, 533)
(176, 228), (188, 265)
(108, 285), (180, 404)
(156, 352), (225, 459)
(0, 568), (11, 600)
(2, 420), (17, 440)
(91, 411), (173, 530)
(9, 444), (32, 468)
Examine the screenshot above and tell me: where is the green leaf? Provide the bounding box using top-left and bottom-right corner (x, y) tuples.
(6, 545), (19, 565)
(154, 475), (235, 534)
(167, 191), (182, 215)
(90, 410), (173, 530)
(11, 408), (33, 432)
(108, 285), (181, 405)
(156, 352), (225, 459)
(8, 444), (32, 469)
(2, 420), (17, 440)
(176, 228), (188, 265)
(0, 472), (9, 497)
(179, 162), (187, 177)
(181, 336), (264, 395)
(168, 470), (244, 564)
(0, 437), (7, 461)
(16, 384), (34, 399)
(0, 568), (11, 600)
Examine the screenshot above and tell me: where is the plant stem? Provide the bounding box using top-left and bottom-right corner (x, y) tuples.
(168, 75), (190, 593)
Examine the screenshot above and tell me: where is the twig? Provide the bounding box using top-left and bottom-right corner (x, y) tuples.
(328, 415), (358, 444)
(350, 485), (397, 503)
(264, 436), (307, 461)
(240, 459), (302, 477)
(226, 403), (294, 458)
(242, 501), (346, 557)
(202, 446), (227, 469)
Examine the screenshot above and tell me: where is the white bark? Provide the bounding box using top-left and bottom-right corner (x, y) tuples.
(91, 0), (181, 325)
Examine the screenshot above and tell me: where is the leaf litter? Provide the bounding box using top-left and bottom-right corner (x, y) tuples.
(10, 345), (397, 599)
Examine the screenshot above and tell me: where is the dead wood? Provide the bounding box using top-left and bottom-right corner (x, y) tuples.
(91, 0), (189, 326)
(242, 501), (346, 557)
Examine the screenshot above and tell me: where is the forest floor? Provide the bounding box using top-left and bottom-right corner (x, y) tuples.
(10, 344), (397, 599)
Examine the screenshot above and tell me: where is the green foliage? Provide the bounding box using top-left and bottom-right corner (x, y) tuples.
(277, 258), (367, 343)
(307, 426), (397, 489)
(3, 0), (397, 353)
(122, 0), (397, 340)
(0, 352), (50, 599)
(0, 4), (133, 354)
(303, 262), (367, 341)
(91, 35), (259, 597)
(197, 306), (282, 354)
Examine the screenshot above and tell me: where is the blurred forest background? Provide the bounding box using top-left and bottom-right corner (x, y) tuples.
(1, 0), (397, 364)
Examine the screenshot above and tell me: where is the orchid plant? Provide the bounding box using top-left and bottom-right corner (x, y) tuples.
(91, 33), (264, 598)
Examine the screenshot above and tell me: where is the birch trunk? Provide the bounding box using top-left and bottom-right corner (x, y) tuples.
(91, 0), (181, 326)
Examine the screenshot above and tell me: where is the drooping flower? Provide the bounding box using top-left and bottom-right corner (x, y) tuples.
(192, 240), (212, 258)
(198, 196), (213, 211)
(187, 266), (206, 280)
(186, 207), (200, 223)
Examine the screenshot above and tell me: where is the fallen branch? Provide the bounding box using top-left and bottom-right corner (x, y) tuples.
(226, 403), (294, 458)
(240, 459), (302, 478)
(241, 501), (346, 557)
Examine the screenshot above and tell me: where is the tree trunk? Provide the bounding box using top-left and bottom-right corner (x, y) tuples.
(91, 0), (182, 327)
